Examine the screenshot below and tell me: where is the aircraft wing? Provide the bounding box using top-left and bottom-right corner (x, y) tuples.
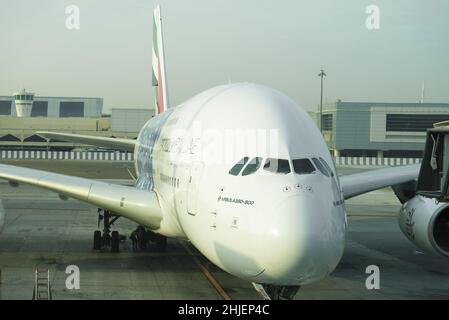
(37, 131), (136, 152)
(0, 164), (162, 229)
(340, 164), (420, 200)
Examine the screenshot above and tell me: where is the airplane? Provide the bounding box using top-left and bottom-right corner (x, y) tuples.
(0, 5), (448, 300)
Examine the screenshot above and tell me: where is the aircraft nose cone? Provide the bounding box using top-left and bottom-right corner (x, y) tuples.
(256, 194), (345, 285)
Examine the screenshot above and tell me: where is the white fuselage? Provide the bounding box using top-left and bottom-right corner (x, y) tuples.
(134, 83), (347, 286)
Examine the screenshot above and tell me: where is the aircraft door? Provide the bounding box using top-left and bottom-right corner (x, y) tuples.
(187, 162), (203, 216)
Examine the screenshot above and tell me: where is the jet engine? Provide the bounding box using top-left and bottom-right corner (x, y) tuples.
(398, 123), (449, 257)
(398, 195), (449, 257)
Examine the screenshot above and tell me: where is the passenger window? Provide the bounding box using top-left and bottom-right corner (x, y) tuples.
(319, 157), (334, 177)
(242, 157), (263, 176)
(263, 158), (291, 174)
(292, 159), (316, 175)
(312, 158), (330, 177)
(229, 157), (249, 176)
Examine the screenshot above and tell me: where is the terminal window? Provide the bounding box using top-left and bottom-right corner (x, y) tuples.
(0, 101), (12, 115)
(31, 101), (48, 117)
(321, 114), (333, 131)
(386, 114), (449, 132)
(59, 102), (84, 117)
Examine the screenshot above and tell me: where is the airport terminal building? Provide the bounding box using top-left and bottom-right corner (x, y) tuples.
(2, 89), (448, 158)
(313, 100), (449, 158)
(0, 94), (103, 118)
(0, 90), (154, 150)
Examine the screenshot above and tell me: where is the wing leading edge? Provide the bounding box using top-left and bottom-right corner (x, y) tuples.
(340, 164), (420, 200)
(0, 164), (162, 229)
(37, 131), (136, 152)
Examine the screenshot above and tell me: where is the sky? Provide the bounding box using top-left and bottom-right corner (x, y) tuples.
(0, 0), (448, 113)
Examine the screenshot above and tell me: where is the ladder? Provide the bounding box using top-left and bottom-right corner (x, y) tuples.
(33, 268), (52, 300)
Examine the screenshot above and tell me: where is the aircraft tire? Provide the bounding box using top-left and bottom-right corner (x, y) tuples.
(93, 230), (102, 250)
(111, 231), (120, 253)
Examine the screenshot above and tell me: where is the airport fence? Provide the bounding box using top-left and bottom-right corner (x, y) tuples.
(334, 157), (421, 166)
(0, 151), (422, 166)
(0, 150), (134, 161)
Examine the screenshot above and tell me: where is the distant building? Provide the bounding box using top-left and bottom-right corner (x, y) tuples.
(0, 91), (157, 150)
(0, 91), (103, 118)
(111, 108), (154, 132)
(310, 100), (449, 158)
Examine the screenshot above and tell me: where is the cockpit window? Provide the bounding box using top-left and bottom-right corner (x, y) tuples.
(292, 159), (316, 175)
(241, 157), (263, 176)
(312, 158), (330, 177)
(319, 157), (334, 177)
(229, 157), (249, 176)
(263, 158), (291, 174)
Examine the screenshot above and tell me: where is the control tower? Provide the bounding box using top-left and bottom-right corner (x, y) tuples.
(14, 89), (34, 117)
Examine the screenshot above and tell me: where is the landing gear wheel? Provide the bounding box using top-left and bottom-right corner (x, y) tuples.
(156, 234), (167, 252)
(95, 209), (121, 250)
(111, 231), (120, 253)
(93, 230), (101, 250)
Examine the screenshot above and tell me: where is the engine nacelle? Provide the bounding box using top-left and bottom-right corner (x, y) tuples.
(399, 195), (449, 257)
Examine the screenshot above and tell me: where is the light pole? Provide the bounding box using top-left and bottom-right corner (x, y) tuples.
(318, 68), (326, 133)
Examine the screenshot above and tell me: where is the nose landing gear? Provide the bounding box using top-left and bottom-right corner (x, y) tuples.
(252, 283), (300, 300)
(93, 209), (121, 252)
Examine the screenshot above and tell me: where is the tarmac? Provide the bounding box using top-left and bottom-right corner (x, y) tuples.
(0, 160), (449, 300)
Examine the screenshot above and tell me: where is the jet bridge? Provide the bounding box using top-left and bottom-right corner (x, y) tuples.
(416, 121), (449, 202)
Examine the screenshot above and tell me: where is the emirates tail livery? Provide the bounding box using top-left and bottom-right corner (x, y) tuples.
(0, 5), (447, 300)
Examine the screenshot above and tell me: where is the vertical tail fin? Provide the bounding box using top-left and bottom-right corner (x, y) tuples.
(152, 5), (169, 115)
